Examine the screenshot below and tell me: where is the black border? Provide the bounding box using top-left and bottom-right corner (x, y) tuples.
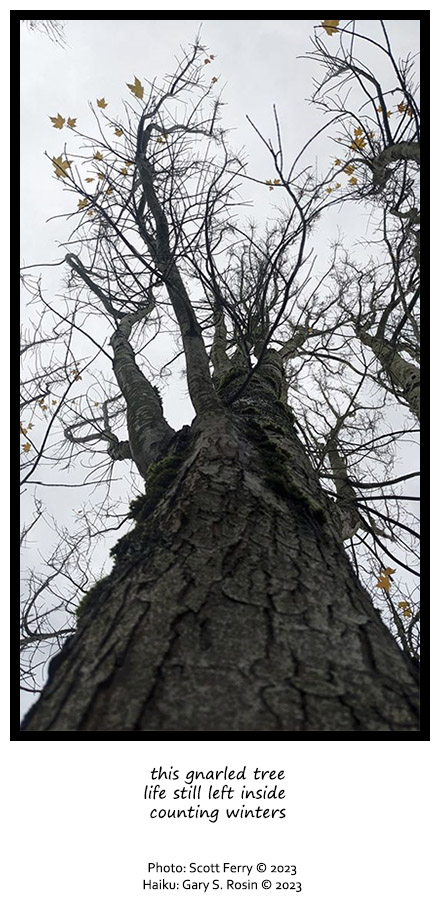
(14, 13), (429, 742)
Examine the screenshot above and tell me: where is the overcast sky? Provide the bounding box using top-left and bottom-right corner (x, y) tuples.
(19, 18), (421, 713)
(20, 18), (419, 267)
(20, 18), (420, 413)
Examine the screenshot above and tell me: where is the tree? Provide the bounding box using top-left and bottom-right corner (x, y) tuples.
(20, 21), (420, 732)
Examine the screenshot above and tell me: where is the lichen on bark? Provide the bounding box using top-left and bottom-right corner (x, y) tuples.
(21, 385), (419, 733)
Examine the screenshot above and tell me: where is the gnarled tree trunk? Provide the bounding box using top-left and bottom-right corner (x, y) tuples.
(22, 366), (419, 732)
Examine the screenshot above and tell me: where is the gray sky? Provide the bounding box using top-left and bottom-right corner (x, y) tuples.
(21, 18), (419, 269)
(19, 18), (420, 713)
(20, 17), (420, 422)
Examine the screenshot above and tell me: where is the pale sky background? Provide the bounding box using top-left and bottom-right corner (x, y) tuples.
(18, 16), (421, 715)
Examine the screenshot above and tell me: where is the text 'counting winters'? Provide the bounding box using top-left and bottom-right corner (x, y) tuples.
(144, 766), (287, 822)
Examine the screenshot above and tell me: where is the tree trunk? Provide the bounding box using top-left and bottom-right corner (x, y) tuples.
(21, 379), (419, 732)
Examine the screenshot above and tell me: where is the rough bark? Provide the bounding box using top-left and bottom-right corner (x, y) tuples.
(21, 371), (419, 733)
(110, 320), (175, 479)
(357, 329), (420, 422)
(369, 142), (420, 189)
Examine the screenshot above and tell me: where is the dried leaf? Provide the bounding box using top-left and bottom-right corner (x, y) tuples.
(127, 76), (144, 99)
(52, 155), (71, 177)
(97, 97), (107, 109)
(351, 137), (366, 149)
(321, 20), (340, 35)
(376, 575), (391, 592)
(50, 113), (65, 129)
(67, 117), (77, 129)
(114, 128), (124, 137)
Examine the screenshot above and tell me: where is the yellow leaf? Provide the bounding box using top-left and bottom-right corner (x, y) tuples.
(381, 567), (396, 576)
(127, 76), (144, 99)
(343, 164), (355, 175)
(326, 186), (333, 194)
(120, 167), (128, 175)
(87, 210), (95, 215)
(20, 426), (28, 435)
(114, 128), (124, 137)
(125, 160), (133, 166)
(50, 113), (65, 129)
(273, 178), (281, 185)
(85, 177), (94, 183)
(335, 182), (341, 188)
(377, 106), (383, 113)
(67, 117), (77, 129)
(348, 176), (358, 185)
(52, 400), (57, 405)
(334, 158), (341, 165)
(94, 151), (103, 161)
(41, 404), (48, 411)
(77, 198), (88, 209)
(157, 136), (165, 143)
(354, 127), (363, 136)
(376, 575), (391, 592)
(97, 97), (108, 109)
(350, 137), (366, 149)
(27, 423), (34, 429)
(22, 443), (31, 453)
(321, 19), (340, 35)
(52, 155), (71, 177)
(97, 172), (105, 179)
